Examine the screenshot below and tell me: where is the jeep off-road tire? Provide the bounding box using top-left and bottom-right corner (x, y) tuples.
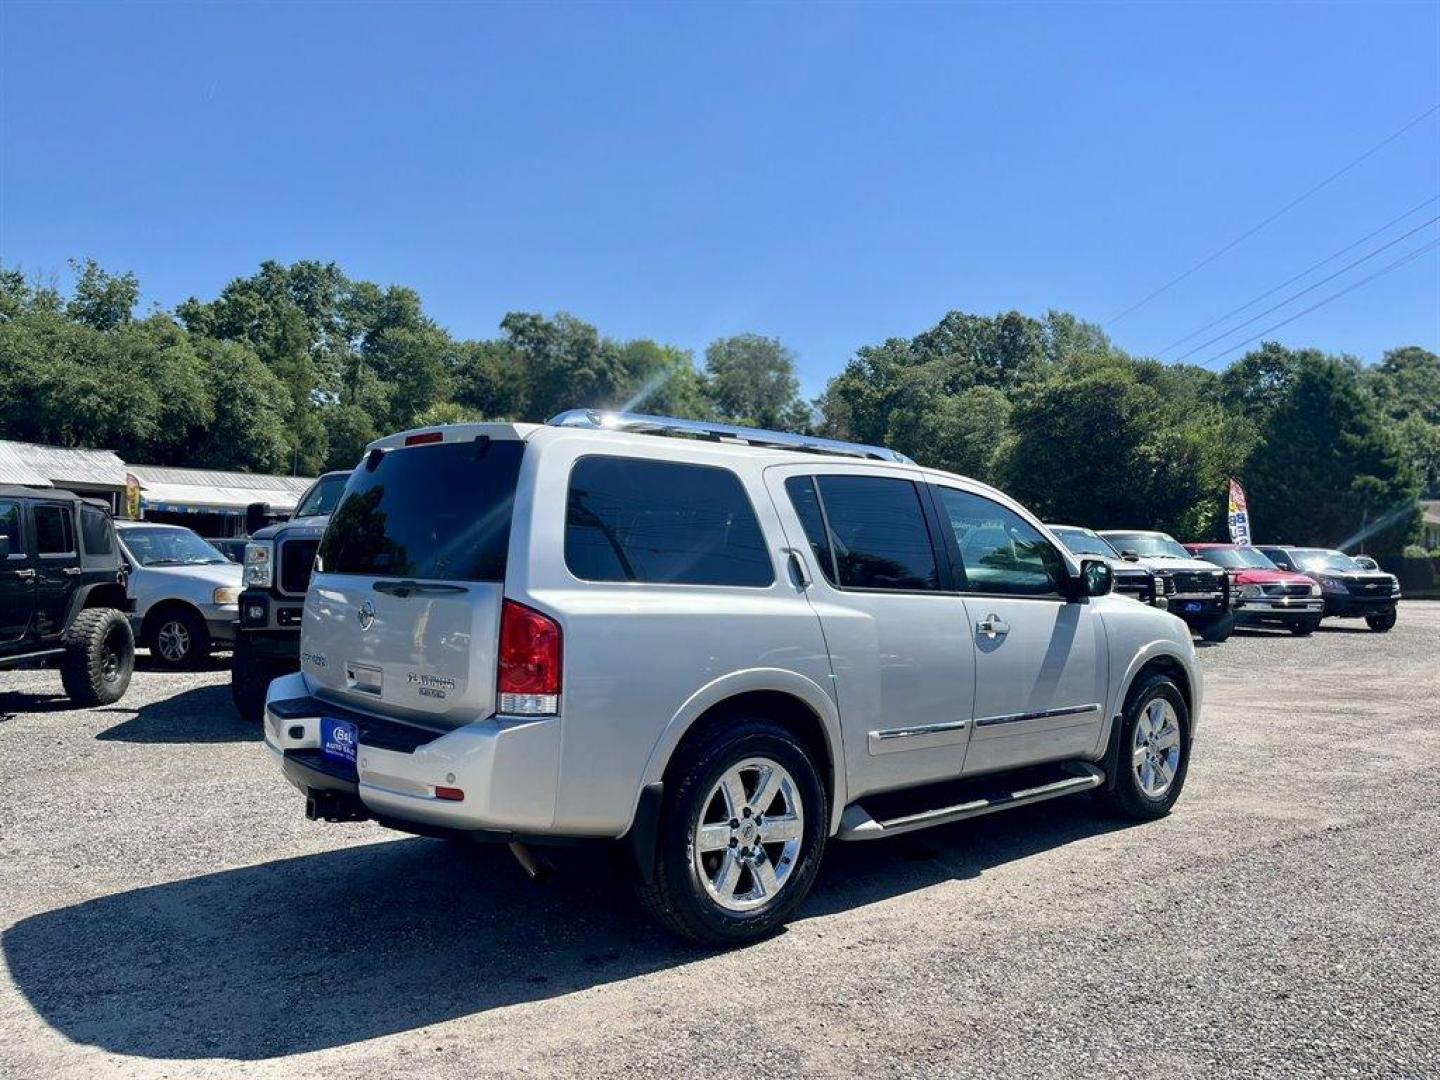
(1365, 610), (1397, 633)
(1097, 673), (1190, 821)
(60, 608), (134, 706)
(637, 717), (828, 947)
(230, 636), (296, 723)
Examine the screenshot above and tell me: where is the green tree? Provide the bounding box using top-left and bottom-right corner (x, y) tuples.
(65, 258), (139, 332)
(704, 333), (803, 429)
(1243, 351), (1419, 552)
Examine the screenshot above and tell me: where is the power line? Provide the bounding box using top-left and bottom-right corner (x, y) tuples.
(1172, 212), (1440, 362)
(1153, 193), (1440, 356)
(1200, 237), (1440, 366)
(1106, 102), (1440, 326)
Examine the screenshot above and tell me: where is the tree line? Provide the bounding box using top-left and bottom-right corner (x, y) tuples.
(1, 259), (1435, 553)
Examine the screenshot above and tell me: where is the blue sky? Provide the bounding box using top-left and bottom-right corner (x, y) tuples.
(2, 1), (1437, 395)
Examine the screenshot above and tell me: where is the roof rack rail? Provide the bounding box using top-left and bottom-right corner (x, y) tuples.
(546, 409), (915, 464)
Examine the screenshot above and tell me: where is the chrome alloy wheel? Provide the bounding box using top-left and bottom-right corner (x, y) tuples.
(692, 757), (805, 913)
(156, 620), (191, 663)
(1133, 697), (1181, 798)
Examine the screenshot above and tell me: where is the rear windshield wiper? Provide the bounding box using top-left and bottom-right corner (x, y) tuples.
(372, 580), (469, 598)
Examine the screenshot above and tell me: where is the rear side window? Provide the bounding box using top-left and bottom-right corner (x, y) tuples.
(935, 487), (1065, 596)
(34, 505), (75, 555)
(318, 439), (524, 582)
(80, 506), (114, 557)
(565, 456), (774, 587)
(784, 476), (836, 586)
(809, 475), (939, 592)
(0, 501), (21, 557)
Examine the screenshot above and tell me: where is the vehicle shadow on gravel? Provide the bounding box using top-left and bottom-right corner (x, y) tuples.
(0, 689), (78, 716)
(2, 798), (1129, 1061)
(94, 684), (257, 744)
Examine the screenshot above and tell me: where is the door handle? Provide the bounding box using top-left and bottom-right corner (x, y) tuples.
(781, 547), (811, 588)
(976, 613), (1010, 639)
(12, 568), (36, 579)
(62, 566), (82, 576)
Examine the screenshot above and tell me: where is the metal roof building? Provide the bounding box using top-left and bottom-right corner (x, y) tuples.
(0, 440), (128, 499)
(127, 464), (314, 516)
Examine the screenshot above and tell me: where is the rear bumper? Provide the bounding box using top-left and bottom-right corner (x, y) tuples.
(262, 672), (564, 834)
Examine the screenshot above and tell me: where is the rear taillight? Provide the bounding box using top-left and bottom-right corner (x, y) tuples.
(497, 599), (562, 716)
(404, 431), (444, 446)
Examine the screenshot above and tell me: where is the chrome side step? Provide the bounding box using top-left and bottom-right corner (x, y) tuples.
(838, 762), (1106, 841)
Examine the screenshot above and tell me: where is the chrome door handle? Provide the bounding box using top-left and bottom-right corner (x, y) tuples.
(12, 568), (36, 579)
(781, 547), (811, 588)
(62, 566), (82, 576)
(976, 613), (1010, 638)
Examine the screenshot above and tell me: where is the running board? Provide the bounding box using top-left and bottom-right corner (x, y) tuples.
(838, 761), (1106, 841)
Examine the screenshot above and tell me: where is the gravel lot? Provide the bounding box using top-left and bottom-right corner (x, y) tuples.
(2, 606), (1438, 1080)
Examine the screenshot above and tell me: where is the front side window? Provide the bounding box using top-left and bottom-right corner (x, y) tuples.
(936, 488), (1065, 596)
(80, 506), (115, 557)
(565, 456), (774, 587)
(34, 505), (75, 555)
(294, 473), (348, 519)
(808, 475), (939, 592)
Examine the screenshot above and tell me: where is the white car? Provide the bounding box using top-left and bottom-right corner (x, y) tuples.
(265, 411), (1203, 944)
(115, 522), (243, 668)
(1098, 530), (1236, 643)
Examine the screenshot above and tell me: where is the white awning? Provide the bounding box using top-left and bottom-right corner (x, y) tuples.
(139, 481), (304, 514)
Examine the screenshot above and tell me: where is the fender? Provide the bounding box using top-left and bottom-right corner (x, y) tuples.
(634, 667), (849, 836)
(1100, 638), (1202, 754)
(62, 582), (129, 631)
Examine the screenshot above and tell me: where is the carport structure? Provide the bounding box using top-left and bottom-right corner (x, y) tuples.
(127, 465), (315, 537)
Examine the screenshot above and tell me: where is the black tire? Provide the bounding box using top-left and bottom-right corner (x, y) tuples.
(637, 717), (828, 947)
(1198, 615), (1233, 644)
(230, 636), (296, 722)
(1365, 610), (1397, 633)
(60, 608), (134, 706)
(1097, 673), (1191, 821)
(148, 607), (209, 670)
(1289, 618), (1321, 637)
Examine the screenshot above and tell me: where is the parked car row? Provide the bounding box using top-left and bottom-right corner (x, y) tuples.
(1047, 526), (1401, 640)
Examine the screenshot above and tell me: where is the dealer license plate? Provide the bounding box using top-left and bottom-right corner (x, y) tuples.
(321, 717), (359, 775)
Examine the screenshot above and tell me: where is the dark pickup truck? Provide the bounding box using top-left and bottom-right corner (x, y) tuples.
(1255, 546), (1401, 632)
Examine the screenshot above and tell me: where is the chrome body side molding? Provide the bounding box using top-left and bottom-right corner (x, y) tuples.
(973, 702), (1102, 729)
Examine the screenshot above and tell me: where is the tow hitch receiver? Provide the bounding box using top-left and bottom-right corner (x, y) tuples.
(305, 790), (370, 823)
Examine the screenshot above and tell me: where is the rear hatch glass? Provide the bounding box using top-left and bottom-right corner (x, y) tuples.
(305, 436), (525, 725)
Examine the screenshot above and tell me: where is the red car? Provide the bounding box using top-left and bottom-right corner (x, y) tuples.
(1185, 543), (1324, 636)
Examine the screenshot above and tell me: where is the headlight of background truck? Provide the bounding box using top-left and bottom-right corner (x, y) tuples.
(213, 587), (240, 605)
(1237, 584), (1263, 598)
(243, 541), (274, 588)
(1321, 577), (1347, 594)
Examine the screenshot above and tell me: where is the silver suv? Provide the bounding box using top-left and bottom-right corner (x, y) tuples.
(264, 411), (1202, 945)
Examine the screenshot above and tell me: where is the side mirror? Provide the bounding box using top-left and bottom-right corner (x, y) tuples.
(1072, 557), (1113, 600)
(1120, 550), (1140, 562)
(245, 502), (272, 536)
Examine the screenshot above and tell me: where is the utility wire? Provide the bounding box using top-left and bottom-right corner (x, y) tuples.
(1106, 102), (1440, 326)
(1200, 237), (1440, 366)
(1154, 193), (1440, 356)
(1172, 212), (1440, 362)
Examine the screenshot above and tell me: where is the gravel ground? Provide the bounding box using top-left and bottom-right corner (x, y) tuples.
(2, 607), (1437, 1080)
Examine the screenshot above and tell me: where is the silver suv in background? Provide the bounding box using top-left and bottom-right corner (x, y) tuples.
(115, 522), (243, 669)
(264, 412), (1203, 945)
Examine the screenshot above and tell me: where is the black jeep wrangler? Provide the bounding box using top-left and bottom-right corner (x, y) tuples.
(231, 470), (349, 721)
(0, 486), (134, 706)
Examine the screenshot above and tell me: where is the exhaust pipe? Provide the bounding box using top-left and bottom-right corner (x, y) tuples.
(508, 841), (555, 883)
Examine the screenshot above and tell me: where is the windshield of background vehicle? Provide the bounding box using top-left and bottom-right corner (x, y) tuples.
(1052, 528), (1121, 559)
(121, 528), (227, 567)
(1194, 547), (1278, 570)
(1104, 532), (1191, 559)
(293, 473), (348, 518)
(1291, 548), (1363, 573)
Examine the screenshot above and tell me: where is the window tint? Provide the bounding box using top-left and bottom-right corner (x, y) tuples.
(0, 501), (21, 557)
(80, 506), (114, 557)
(319, 439), (524, 582)
(813, 476), (939, 591)
(784, 476), (836, 586)
(936, 488), (1065, 596)
(566, 457), (774, 587)
(34, 505), (75, 556)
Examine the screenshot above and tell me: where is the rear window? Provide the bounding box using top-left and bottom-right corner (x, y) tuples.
(34, 505), (75, 555)
(80, 505), (115, 557)
(318, 438), (524, 582)
(565, 456), (774, 587)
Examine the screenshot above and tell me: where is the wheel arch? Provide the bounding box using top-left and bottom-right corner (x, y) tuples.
(636, 669), (848, 837)
(63, 583), (129, 629)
